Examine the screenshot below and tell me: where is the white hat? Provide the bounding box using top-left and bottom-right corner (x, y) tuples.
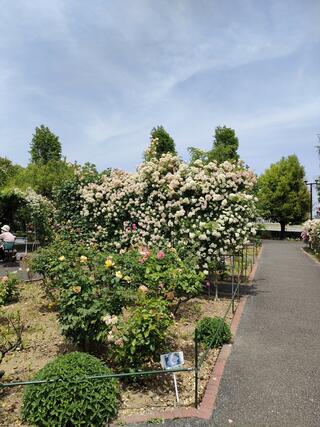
(1, 225), (10, 232)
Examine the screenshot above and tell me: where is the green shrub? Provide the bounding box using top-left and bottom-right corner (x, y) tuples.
(0, 273), (20, 306)
(195, 316), (231, 348)
(22, 352), (119, 427)
(112, 295), (173, 369)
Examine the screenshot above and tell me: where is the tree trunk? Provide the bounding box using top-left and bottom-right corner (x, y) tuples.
(280, 222), (286, 240)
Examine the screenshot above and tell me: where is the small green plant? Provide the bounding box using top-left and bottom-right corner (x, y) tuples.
(195, 316), (231, 348)
(0, 273), (20, 306)
(22, 352), (119, 427)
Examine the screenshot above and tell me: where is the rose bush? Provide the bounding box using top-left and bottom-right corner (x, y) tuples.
(109, 295), (173, 369)
(54, 163), (103, 244)
(75, 155), (257, 270)
(302, 219), (320, 253)
(101, 246), (204, 313)
(30, 242), (201, 351)
(30, 238), (93, 302)
(31, 243), (135, 349)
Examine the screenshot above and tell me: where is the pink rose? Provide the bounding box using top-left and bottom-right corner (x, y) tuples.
(132, 223), (137, 231)
(138, 285), (149, 293)
(114, 338), (124, 347)
(138, 247), (151, 264)
(156, 250), (165, 260)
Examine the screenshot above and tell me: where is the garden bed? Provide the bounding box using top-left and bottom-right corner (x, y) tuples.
(0, 281), (237, 426)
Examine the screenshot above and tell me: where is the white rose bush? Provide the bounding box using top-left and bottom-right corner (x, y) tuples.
(78, 154), (257, 269)
(301, 219), (320, 253)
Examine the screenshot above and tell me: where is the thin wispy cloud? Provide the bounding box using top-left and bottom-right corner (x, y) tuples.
(0, 0), (319, 181)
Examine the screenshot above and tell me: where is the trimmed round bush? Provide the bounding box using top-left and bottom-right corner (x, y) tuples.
(22, 352), (119, 427)
(195, 316), (231, 348)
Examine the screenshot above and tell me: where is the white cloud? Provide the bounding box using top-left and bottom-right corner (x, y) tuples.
(0, 0), (319, 180)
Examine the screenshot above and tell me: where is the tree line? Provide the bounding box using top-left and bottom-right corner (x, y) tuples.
(1, 123), (317, 238)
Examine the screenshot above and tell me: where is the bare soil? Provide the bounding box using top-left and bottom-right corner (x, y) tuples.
(0, 282), (236, 426)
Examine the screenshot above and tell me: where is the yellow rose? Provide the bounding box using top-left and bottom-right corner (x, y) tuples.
(80, 255), (88, 263)
(105, 259), (114, 268)
(115, 271), (123, 279)
(59, 256), (65, 261)
(138, 285), (149, 293)
(72, 286), (81, 294)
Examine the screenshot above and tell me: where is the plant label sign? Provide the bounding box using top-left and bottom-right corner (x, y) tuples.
(160, 351), (184, 370)
(160, 352), (184, 404)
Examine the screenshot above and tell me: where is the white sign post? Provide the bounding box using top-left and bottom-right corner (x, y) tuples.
(160, 352), (184, 404)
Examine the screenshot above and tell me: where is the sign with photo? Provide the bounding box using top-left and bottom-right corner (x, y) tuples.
(160, 351), (184, 370)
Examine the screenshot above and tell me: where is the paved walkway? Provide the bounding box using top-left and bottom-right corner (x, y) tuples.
(130, 241), (320, 427)
(211, 240), (320, 427)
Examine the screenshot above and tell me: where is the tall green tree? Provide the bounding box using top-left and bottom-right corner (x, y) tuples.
(189, 126), (239, 164)
(144, 126), (176, 161)
(30, 125), (62, 164)
(257, 155), (309, 239)
(210, 126), (239, 163)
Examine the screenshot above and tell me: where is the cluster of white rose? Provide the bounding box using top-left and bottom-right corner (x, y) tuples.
(24, 188), (55, 216)
(301, 219), (320, 251)
(78, 154), (257, 267)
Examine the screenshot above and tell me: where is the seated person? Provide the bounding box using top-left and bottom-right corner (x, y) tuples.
(0, 225), (16, 260)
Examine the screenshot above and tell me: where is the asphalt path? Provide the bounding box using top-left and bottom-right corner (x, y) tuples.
(210, 241), (320, 427)
(126, 241), (320, 427)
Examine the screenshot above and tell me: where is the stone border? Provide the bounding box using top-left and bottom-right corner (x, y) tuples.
(110, 245), (263, 426)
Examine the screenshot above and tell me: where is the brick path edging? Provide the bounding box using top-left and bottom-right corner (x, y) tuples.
(110, 245), (263, 426)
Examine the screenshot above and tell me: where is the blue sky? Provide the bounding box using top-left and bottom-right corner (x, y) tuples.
(1, 0), (319, 182)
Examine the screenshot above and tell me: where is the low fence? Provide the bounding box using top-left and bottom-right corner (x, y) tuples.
(0, 240), (261, 412)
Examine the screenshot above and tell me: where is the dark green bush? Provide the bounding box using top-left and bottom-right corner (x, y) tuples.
(195, 316), (231, 348)
(22, 352), (119, 427)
